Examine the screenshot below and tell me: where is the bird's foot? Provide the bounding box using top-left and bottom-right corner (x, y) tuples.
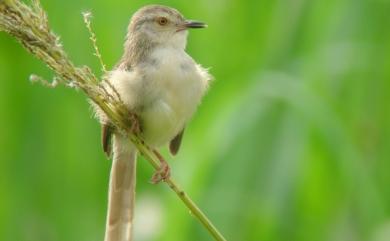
(150, 150), (171, 184)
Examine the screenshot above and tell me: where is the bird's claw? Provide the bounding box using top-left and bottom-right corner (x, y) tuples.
(150, 150), (171, 184)
(150, 162), (171, 184)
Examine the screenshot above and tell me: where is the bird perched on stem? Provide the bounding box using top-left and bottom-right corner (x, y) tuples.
(94, 5), (211, 241)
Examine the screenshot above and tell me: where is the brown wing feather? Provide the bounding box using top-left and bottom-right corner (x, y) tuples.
(169, 128), (185, 156)
(102, 124), (114, 158)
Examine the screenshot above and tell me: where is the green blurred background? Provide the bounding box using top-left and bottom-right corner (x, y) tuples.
(1, 0), (390, 240)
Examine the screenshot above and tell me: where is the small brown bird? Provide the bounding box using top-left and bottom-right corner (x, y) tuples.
(94, 5), (211, 241)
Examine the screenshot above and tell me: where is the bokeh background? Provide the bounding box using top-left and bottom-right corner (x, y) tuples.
(1, 0), (390, 240)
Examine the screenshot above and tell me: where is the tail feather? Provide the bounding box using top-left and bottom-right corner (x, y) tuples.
(104, 135), (137, 241)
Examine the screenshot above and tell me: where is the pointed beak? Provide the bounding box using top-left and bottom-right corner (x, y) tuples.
(184, 20), (207, 29)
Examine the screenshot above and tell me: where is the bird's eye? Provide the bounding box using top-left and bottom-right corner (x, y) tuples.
(157, 17), (168, 26)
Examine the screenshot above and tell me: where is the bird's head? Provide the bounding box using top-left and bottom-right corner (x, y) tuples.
(128, 5), (207, 49)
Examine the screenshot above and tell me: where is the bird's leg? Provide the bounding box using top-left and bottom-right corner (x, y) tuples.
(127, 112), (170, 184)
(150, 150), (171, 184)
(129, 113), (141, 135)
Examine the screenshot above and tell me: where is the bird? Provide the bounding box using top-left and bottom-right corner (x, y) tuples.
(94, 5), (211, 241)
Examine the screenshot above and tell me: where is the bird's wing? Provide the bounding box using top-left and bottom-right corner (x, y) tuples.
(169, 128), (185, 155)
(102, 123), (114, 158)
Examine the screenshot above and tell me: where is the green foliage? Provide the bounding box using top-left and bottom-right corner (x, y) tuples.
(0, 0), (389, 241)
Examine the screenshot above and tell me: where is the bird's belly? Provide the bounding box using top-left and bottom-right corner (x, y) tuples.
(140, 99), (185, 147)
(137, 48), (209, 147)
(140, 68), (204, 147)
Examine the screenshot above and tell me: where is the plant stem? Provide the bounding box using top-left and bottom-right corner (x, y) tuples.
(165, 178), (226, 241)
(134, 140), (227, 241)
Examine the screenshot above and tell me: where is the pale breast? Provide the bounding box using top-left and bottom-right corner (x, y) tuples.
(139, 47), (209, 147)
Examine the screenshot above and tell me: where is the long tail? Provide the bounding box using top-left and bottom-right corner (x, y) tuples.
(104, 134), (137, 241)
